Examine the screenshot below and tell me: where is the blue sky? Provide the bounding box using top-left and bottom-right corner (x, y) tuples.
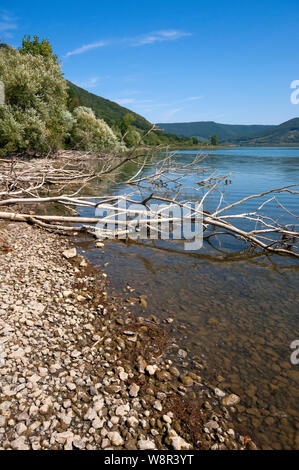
(1, 0), (299, 124)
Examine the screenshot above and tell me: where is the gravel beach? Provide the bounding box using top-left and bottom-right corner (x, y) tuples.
(0, 223), (255, 450)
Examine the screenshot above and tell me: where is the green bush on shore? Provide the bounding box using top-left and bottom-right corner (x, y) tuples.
(0, 38), (122, 155)
(71, 106), (123, 152)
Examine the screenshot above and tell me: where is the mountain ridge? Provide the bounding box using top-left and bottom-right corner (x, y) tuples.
(156, 121), (273, 141)
(156, 118), (299, 145)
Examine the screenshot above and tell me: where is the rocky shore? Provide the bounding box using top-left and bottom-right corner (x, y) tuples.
(0, 223), (255, 450)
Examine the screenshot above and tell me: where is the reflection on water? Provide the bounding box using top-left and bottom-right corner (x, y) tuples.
(77, 147), (299, 450)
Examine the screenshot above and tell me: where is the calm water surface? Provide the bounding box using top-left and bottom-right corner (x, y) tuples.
(77, 147), (299, 450)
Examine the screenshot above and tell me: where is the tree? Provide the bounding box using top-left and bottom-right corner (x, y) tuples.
(210, 134), (219, 146)
(116, 113), (140, 147)
(118, 113), (135, 137)
(19, 35), (59, 64)
(0, 46), (68, 154)
(0, 36), (125, 155)
(70, 106), (122, 152)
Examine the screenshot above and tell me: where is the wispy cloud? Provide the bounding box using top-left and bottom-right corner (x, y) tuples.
(113, 95), (203, 112)
(133, 30), (191, 46)
(83, 76), (101, 89)
(159, 108), (183, 121)
(65, 41), (109, 57)
(65, 30), (191, 58)
(111, 93), (204, 122)
(0, 10), (18, 38)
(182, 96), (203, 102)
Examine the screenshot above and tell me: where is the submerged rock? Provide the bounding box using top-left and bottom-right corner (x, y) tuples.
(221, 394), (240, 407)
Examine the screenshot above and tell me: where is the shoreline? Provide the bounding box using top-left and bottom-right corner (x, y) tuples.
(0, 222), (257, 450)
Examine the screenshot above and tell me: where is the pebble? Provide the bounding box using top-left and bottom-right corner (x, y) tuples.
(107, 432), (124, 447)
(62, 248), (77, 259)
(178, 349), (187, 358)
(11, 436), (30, 450)
(138, 439), (156, 450)
(153, 400), (163, 412)
(129, 383), (140, 397)
(146, 365), (158, 376)
(214, 388), (226, 398)
(179, 376), (193, 387)
(0, 224), (244, 451)
(221, 394), (240, 407)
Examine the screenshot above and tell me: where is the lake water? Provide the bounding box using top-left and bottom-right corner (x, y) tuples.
(76, 147), (299, 450)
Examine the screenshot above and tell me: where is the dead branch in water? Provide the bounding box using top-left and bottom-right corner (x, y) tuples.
(0, 140), (298, 259)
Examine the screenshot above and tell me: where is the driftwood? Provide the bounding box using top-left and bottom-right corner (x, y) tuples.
(0, 140), (298, 259)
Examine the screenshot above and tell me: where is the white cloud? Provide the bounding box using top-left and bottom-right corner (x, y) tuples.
(160, 108), (182, 121)
(65, 30), (191, 58)
(65, 41), (109, 57)
(182, 96), (203, 102)
(0, 11), (17, 38)
(133, 30), (191, 46)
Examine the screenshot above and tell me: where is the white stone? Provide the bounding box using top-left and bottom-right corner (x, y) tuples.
(92, 416), (104, 429)
(115, 404), (130, 416)
(56, 431), (74, 444)
(127, 416), (139, 428)
(153, 400), (162, 412)
(138, 439), (156, 450)
(214, 388), (226, 398)
(129, 383), (140, 397)
(221, 394), (240, 407)
(84, 408), (97, 421)
(107, 431), (124, 447)
(62, 248), (77, 259)
(168, 430), (191, 450)
(145, 365), (158, 376)
(119, 371), (128, 381)
(11, 436), (30, 450)
(16, 422), (27, 435)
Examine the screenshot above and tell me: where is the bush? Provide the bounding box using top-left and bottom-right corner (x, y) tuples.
(0, 46), (68, 154)
(70, 106), (123, 152)
(0, 38), (125, 155)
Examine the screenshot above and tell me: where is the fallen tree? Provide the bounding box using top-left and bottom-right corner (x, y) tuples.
(0, 145), (298, 259)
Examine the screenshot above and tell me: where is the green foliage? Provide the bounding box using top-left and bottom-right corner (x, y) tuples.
(0, 46), (68, 154)
(19, 35), (59, 64)
(116, 113), (140, 147)
(210, 134), (219, 146)
(67, 81), (151, 131)
(118, 113), (135, 136)
(70, 106), (122, 152)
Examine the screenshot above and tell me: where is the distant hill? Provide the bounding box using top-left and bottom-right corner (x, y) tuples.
(156, 121), (272, 142)
(156, 119), (299, 145)
(231, 118), (299, 145)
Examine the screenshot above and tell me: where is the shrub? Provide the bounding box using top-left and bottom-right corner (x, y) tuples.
(0, 38), (124, 155)
(0, 46), (68, 154)
(70, 106), (122, 152)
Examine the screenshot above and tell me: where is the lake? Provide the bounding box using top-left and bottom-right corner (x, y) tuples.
(76, 147), (299, 450)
